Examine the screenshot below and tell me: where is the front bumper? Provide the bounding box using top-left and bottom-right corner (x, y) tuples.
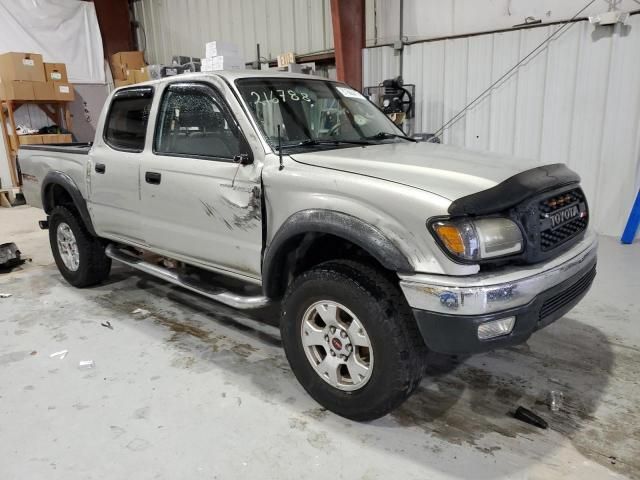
(399, 230), (597, 354)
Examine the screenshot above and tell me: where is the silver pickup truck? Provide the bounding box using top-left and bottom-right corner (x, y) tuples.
(18, 71), (597, 420)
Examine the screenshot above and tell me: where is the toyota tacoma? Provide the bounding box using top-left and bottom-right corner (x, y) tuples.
(17, 71), (597, 421)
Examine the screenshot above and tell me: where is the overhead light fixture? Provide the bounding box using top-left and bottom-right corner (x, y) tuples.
(589, 11), (629, 26)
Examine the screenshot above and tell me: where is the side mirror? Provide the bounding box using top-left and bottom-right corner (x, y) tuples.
(233, 153), (253, 165)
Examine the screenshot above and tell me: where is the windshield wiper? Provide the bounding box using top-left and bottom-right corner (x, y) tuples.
(364, 132), (417, 142)
(280, 138), (375, 150)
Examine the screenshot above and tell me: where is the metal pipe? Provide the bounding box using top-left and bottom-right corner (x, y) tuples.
(105, 245), (270, 310)
(365, 10), (640, 49)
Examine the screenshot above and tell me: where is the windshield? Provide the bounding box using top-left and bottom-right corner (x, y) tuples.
(235, 78), (407, 150)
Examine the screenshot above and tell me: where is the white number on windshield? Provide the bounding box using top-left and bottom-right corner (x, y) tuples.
(248, 90), (311, 104)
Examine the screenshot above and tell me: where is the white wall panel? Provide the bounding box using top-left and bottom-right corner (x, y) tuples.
(364, 16), (640, 236)
(362, 46), (399, 89)
(134, 0), (334, 65)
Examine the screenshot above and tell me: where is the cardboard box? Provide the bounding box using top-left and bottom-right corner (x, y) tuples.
(33, 81), (56, 100)
(0, 52), (45, 82)
(10, 133), (74, 150)
(205, 41), (240, 58)
(53, 82), (74, 101)
(21, 135), (44, 144)
(115, 78), (134, 88)
(201, 56), (244, 72)
(40, 133), (72, 144)
(127, 67), (150, 84)
(39, 134), (58, 144)
(11, 134), (42, 150)
(111, 51), (145, 80)
(44, 63), (68, 83)
(0, 80), (34, 100)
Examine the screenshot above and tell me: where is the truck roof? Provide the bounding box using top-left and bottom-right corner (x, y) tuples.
(119, 70), (337, 90)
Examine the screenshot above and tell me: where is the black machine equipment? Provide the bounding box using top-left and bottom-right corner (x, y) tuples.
(363, 76), (439, 142)
(364, 76), (415, 126)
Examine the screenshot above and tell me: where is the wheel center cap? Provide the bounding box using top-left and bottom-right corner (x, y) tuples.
(331, 338), (343, 350)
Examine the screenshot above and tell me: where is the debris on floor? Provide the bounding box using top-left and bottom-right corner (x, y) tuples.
(101, 321), (113, 330)
(0, 243), (24, 272)
(131, 308), (150, 316)
(78, 360), (95, 369)
(49, 350), (68, 359)
(548, 390), (564, 412)
(513, 406), (548, 429)
(0, 293), (12, 298)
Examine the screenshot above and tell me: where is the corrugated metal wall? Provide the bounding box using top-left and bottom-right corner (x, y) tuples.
(364, 17), (640, 237)
(133, 0), (334, 65)
(366, 0), (640, 45)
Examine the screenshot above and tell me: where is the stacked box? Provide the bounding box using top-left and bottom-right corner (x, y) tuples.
(110, 51), (145, 81)
(201, 56), (244, 72)
(205, 41), (240, 58)
(9, 133), (72, 150)
(0, 53), (74, 102)
(0, 52), (45, 101)
(44, 62), (74, 101)
(202, 40), (244, 72)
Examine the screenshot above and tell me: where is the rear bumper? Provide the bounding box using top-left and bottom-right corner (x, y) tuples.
(399, 230), (597, 354)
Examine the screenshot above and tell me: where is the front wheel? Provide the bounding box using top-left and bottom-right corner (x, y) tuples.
(49, 205), (111, 287)
(281, 260), (426, 421)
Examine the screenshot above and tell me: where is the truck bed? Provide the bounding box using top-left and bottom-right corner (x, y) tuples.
(19, 143), (92, 155)
(18, 143), (93, 210)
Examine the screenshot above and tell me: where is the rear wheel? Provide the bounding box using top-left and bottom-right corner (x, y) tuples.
(281, 260), (426, 421)
(49, 205), (111, 287)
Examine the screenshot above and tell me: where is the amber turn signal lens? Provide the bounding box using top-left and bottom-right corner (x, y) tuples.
(433, 224), (465, 255)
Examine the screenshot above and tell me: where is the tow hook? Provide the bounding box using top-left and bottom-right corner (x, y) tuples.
(38, 219), (49, 230)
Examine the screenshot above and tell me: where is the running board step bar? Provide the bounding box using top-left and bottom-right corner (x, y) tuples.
(105, 245), (270, 310)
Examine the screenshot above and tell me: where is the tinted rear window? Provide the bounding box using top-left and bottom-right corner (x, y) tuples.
(104, 89), (153, 151)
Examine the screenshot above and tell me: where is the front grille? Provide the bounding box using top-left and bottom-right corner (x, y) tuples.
(538, 188), (588, 252)
(539, 266), (596, 321)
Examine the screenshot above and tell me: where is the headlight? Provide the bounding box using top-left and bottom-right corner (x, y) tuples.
(431, 217), (523, 262)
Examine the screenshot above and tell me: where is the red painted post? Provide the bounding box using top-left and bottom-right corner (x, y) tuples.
(330, 0), (365, 91)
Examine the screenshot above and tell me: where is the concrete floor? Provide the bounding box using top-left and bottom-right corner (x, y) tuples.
(1, 206), (639, 480)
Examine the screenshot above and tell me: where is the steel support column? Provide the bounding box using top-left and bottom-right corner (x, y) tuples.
(330, 0), (365, 91)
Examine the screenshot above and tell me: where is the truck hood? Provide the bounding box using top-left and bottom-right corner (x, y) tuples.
(291, 142), (539, 202)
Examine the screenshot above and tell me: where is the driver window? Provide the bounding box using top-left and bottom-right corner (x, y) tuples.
(155, 87), (240, 159)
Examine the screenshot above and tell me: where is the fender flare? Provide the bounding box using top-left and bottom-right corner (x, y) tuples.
(262, 209), (414, 297)
(41, 171), (97, 236)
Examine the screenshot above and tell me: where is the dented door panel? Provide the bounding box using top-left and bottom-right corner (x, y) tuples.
(140, 155), (263, 278)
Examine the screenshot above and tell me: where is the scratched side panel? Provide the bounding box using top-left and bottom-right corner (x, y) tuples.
(140, 155), (264, 280)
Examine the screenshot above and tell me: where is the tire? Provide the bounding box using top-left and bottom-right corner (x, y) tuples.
(281, 260), (426, 421)
(49, 205), (111, 287)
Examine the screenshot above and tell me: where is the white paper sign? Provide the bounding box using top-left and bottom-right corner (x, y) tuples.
(22, 58), (34, 66)
(336, 86), (365, 100)
(51, 72), (62, 80)
(59, 85), (70, 93)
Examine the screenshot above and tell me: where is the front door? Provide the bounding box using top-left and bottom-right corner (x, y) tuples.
(88, 87), (154, 245)
(140, 82), (263, 280)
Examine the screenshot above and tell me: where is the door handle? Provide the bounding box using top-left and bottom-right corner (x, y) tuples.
(95, 163), (106, 174)
(145, 171), (162, 185)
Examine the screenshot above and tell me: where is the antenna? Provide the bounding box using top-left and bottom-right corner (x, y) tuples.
(277, 124), (284, 171)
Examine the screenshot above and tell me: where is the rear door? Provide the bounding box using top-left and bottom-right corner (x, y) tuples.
(88, 87), (154, 244)
(140, 81), (263, 280)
